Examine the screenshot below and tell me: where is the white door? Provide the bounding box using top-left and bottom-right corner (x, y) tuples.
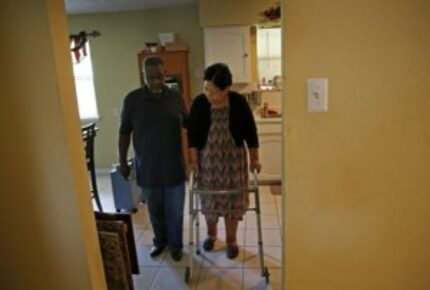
(204, 26), (251, 83)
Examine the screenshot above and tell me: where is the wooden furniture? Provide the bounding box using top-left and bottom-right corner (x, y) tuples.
(95, 212), (139, 274)
(81, 122), (103, 211)
(95, 212), (139, 290)
(137, 49), (191, 108)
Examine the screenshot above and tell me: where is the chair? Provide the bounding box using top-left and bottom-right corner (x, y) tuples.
(82, 122), (103, 211)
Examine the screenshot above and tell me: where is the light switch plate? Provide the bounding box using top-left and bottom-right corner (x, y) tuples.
(307, 78), (328, 112)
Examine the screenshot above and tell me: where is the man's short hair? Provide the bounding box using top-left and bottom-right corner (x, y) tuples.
(144, 56), (164, 70)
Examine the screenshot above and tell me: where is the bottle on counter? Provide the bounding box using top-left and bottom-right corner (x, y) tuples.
(261, 102), (269, 118)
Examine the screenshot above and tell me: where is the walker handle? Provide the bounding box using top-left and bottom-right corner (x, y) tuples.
(188, 170), (194, 189)
(253, 168), (259, 188)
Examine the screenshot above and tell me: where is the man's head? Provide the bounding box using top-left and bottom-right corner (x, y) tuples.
(143, 56), (165, 93)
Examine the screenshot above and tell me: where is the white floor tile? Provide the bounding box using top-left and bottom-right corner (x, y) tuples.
(150, 267), (191, 290)
(132, 266), (159, 290)
(242, 268), (282, 290)
(242, 246), (282, 269)
(196, 268), (243, 290)
(161, 245), (203, 268)
(260, 203), (278, 215)
(244, 229), (282, 247)
(246, 214), (280, 229)
(136, 229), (156, 246)
(199, 246), (245, 268)
(136, 245), (166, 266)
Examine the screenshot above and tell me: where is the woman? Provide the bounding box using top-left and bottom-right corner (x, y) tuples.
(188, 63), (261, 259)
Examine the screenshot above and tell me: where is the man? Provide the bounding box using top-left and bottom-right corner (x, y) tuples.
(118, 56), (188, 261)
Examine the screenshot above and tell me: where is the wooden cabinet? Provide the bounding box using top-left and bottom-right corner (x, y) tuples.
(137, 50), (191, 108)
(203, 26), (251, 83)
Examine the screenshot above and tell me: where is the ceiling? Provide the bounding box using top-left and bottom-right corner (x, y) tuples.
(65, 0), (197, 14)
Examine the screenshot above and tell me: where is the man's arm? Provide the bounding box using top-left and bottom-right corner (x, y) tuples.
(181, 128), (191, 177)
(118, 133), (131, 178)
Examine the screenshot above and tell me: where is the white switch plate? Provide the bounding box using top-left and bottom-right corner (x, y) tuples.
(307, 78), (328, 112)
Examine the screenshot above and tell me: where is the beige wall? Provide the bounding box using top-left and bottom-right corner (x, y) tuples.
(0, 0), (105, 289)
(199, 0), (275, 26)
(68, 5), (204, 168)
(284, 0), (430, 289)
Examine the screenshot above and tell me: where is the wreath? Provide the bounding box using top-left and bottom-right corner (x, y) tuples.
(260, 3), (281, 22)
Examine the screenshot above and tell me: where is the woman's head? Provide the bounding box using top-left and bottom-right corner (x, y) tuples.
(204, 63), (232, 90)
(203, 63), (232, 103)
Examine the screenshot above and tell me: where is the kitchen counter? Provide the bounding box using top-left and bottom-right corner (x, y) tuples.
(254, 115), (282, 124)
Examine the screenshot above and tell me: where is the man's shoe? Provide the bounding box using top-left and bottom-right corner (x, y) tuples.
(150, 245), (166, 258)
(170, 250), (183, 261)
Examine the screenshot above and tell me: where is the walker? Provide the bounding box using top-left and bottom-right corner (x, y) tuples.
(184, 170), (270, 284)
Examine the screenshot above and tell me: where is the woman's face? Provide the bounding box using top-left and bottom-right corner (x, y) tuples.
(204, 81), (228, 103)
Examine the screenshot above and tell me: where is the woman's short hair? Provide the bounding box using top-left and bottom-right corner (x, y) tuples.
(204, 63), (232, 90)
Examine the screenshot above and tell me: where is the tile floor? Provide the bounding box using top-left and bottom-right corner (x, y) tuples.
(95, 172), (283, 290)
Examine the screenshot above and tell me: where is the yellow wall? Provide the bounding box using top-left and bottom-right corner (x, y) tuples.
(68, 5), (204, 167)
(284, 0), (430, 289)
(199, 0), (276, 26)
(0, 0), (106, 289)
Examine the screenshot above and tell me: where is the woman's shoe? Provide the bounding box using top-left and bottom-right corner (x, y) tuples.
(203, 238), (215, 251)
(226, 245), (239, 259)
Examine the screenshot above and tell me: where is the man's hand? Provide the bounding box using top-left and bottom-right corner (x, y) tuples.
(119, 163), (131, 180)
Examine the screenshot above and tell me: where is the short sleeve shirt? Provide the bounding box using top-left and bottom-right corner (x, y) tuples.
(119, 86), (188, 189)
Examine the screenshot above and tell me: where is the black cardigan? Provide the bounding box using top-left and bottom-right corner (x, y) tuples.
(188, 91), (259, 150)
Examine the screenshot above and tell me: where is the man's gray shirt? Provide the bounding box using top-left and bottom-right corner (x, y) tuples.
(119, 86), (188, 189)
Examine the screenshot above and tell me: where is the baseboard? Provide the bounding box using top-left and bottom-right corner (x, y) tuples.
(96, 168), (111, 175)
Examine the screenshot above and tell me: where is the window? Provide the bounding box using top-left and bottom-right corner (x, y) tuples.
(71, 42), (99, 121)
(257, 27), (282, 85)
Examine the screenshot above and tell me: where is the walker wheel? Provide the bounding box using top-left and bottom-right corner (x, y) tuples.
(263, 267), (270, 284)
(196, 249), (201, 255)
(185, 267), (191, 283)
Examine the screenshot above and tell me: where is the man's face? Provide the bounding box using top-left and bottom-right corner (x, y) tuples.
(144, 64), (165, 93)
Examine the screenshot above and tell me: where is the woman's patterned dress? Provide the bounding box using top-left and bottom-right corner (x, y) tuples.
(198, 106), (249, 223)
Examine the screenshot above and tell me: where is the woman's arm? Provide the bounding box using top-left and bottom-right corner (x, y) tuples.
(189, 147), (199, 175)
(249, 147), (262, 173)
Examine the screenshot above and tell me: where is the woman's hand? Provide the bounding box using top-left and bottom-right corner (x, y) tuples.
(187, 162), (199, 177)
(250, 159), (262, 174)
